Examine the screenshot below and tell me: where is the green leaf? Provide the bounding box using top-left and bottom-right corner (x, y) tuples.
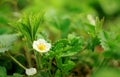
(0, 66), (7, 77)
(95, 17), (104, 33)
(55, 69), (62, 77)
(17, 13), (43, 42)
(62, 60), (75, 75)
(52, 39), (69, 52)
(86, 24), (95, 37)
(98, 31), (110, 51)
(68, 34), (84, 52)
(92, 67), (120, 77)
(99, 0), (120, 15)
(13, 73), (23, 77)
(60, 16), (71, 38)
(0, 34), (18, 53)
(52, 34), (84, 57)
(55, 56), (62, 69)
(87, 37), (100, 51)
(60, 51), (78, 57)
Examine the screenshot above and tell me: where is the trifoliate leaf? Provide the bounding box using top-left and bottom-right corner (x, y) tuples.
(98, 31), (110, 51)
(0, 34), (17, 53)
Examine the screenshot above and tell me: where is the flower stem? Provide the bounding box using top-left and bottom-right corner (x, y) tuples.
(25, 49), (32, 67)
(24, 42), (32, 68)
(39, 53), (43, 69)
(48, 59), (52, 77)
(7, 52), (27, 70)
(34, 51), (42, 70)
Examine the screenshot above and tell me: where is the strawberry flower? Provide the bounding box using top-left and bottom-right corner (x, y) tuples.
(33, 39), (51, 53)
(25, 68), (37, 76)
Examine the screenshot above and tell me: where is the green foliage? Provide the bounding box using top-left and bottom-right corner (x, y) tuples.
(95, 17), (104, 33)
(13, 54), (26, 74)
(46, 34), (84, 76)
(99, 30), (120, 59)
(55, 69), (61, 77)
(45, 11), (71, 38)
(17, 13), (43, 42)
(13, 73), (23, 77)
(62, 60), (75, 75)
(52, 34), (84, 57)
(0, 34), (17, 53)
(99, 0), (120, 15)
(0, 66), (7, 77)
(0, 0), (120, 77)
(0, 55), (12, 74)
(92, 67), (120, 77)
(98, 31), (110, 51)
(87, 17), (104, 51)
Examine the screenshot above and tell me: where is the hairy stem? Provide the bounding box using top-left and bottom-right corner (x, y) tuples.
(34, 51), (42, 70)
(24, 45), (32, 67)
(7, 52), (27, 70)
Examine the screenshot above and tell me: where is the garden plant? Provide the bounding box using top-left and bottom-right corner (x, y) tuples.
(0, 0), (120, 77)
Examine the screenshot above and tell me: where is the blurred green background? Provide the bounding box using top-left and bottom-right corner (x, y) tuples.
(0, 0), (120, 77)
(0, 0), (120, 35)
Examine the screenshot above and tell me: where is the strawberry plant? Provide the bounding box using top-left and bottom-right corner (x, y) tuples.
(0, 0), (120, 77)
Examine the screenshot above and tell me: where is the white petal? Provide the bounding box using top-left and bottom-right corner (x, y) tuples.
(45, 43), (51, 51)
(38, 39), (46, 43)
(33, 41), (38, 50)
(33, 41), (37, 48)
(33, 41), (41, 52)
(25, 68), (37, 76)
(32, 39), (51, 53)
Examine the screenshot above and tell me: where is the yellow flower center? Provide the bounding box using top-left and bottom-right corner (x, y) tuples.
(37, 44), (46, 51)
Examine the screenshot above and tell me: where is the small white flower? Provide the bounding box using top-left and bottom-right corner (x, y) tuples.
(87, 14), (96, 26)
(33, 39), (51, 53)
(25, 68), (37, 76)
